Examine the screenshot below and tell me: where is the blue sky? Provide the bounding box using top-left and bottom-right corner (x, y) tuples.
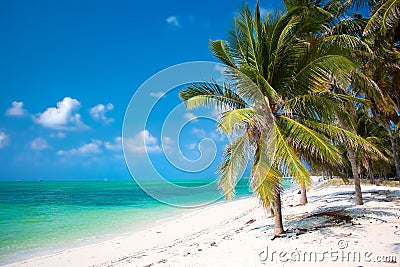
(0, 0), (283, 181)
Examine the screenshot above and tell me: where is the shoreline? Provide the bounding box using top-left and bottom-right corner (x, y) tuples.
(4, 184), (400, 267)
(3, 194), (262, 267)
(0, 203), (187, 266)
(0, 179), (255, 266)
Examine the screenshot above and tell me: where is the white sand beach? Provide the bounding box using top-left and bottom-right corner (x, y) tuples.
(5, 184), (400, 267)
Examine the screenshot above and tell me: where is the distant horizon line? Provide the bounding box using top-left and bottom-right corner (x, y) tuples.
(0, 177), (302, 182)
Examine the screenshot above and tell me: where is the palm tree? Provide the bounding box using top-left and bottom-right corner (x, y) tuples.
(362, 0), (400, 179)
(309, 2), (394, 203)
(354, 108), (394, 182)
(180, 2), (363, 235)
(342, 1), (400, 184)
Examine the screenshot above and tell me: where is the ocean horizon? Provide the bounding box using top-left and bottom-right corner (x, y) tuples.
(0, 178), (294, 264)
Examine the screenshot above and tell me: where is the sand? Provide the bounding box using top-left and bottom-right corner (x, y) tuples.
(5, 184), (400, 267)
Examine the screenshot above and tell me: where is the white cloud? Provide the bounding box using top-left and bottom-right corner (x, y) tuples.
(5, 101), (27, 116)
(31, 137), (49, 150)
(184, 112), (197, 120)
(57, 140), (102, 156)
(89, 103), (114, 124)
(214, 64), (227, 74)
(186, 143), (197, 150)
(0, 132), (9, 148)
(212, 106), (230, 117)
(162, 136), (174, 145)
(210, 131), (226, 142)
(214, 64), (228, 83)
(49, 132), (66, 138)
(259, 7), (271, 17)
(34, 97), (86, 130)
(150, 92), (166, 98)
(166, 16), (179, 27)
(104, 137), (122, 151)
(125, 130), (161, 153)
(192, 127), (206, 138)
(162, 136), (175, 153)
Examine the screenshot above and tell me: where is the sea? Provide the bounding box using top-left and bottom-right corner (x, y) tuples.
(0, 178), (295, 264)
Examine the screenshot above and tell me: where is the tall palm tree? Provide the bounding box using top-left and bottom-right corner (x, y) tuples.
(368, 0), (400, 179)
(354, 108), (394, 182)
(180, 2), (369, 234)
(355, 0), (400, 179)
(311, 2), (394, 203)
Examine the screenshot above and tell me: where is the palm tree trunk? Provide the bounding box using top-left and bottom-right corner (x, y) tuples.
(393, 73), (400, 109)
(347, 146), (363, 205)
(338, 116), (363, 205)
(365, 159), (375, 184)
(300, 185), (308, 205)
(387, 124), (400, 180)
(273, 184), (284, 235)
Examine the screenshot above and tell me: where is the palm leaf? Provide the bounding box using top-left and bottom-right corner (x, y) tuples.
(303, 119), (388, 161)
(218, 133), (253, 200)
(250, 129), (280, 207)
(364, 0), (400, 35)
(278, 115), (341, 164)
(282, 89), (366, 122)
(322, 34), (373, 56)
(179, 80), (246, 111)
(253, 167), (282, 209)
(217, 108), (256, 136)
(274, 121), (311, 188)
(294, 55), (356, 94)
(225, 66), (271, 114)
(210, 40), (237, 68)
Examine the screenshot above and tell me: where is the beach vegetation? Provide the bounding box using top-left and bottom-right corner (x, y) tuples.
(180, 0), (398, 235)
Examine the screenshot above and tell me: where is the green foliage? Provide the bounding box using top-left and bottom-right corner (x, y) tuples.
(217, 134), (253, 200)
(179, 0), (396, 208)
(364, 0), (400, 36)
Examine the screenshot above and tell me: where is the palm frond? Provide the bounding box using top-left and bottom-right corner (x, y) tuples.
(303, 119), (388, 161)
(225, 66), (271, 114)
(233, 4), (264, 73)
(324, 17), (366, 37)
(217, 108), (256, 136)
(234, 64), (280, 103)
(179, 80), (247, 111)
(217, 134), (253, 200)
(253, 167), (282, 209)
(364, 0), (400, 35)
(251, 128), (277, 183)
(250, 129), (279, 206)
(282, 89), (366, 122)
(278, 115), (341, 164)
(294, 54), (356, 94)
(274, 121), (311, 188)
(322, 34), (373, 56)
(209, 40), (237, 68)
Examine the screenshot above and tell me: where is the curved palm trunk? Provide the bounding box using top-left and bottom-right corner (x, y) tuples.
(347, 146), (364, 205)
(338, 116), (363, 205)
(366, 159), (375, 184)
(273, 184), (284, 235)
(300, 185), (308, 205)
(387, 124), (400, 180)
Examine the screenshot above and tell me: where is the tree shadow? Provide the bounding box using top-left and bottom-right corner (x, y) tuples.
(250, 188), (400, 238)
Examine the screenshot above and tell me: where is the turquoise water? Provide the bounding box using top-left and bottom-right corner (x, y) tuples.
(0, 178), (293, 264)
